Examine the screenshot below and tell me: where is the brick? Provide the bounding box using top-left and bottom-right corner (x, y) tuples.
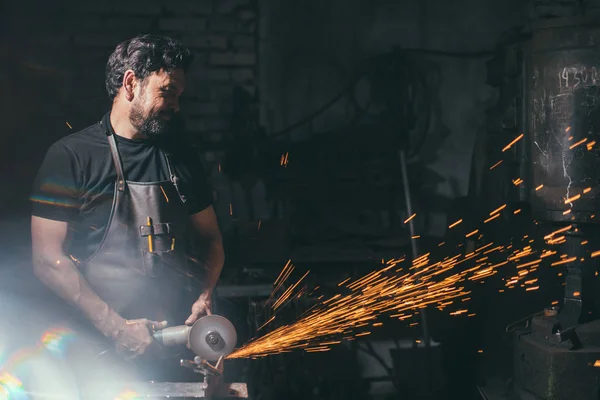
(219, 99), (233, 114)
(70, 2), (113, 14)
(206, 119), (229, 130)
(28, 34), (72, 47)
(238, 21), (256, 34)
(211, 132), (225, 142)
(105, 17), (156, 31)
(190, 67), (230, 82)
(66, 17), (105, 31)
(209, 52), (256, 66)
(187, 118), (229, 131)
(194, 103), (221, 115)
(211, 85), (234, 100)
(186, 118), (206, 131)
(182, 100), (221, 116)
(189, 51), (209, 67)
(184, 83), (211, 101)
(164, 0), (213, 15)
(241, 84), (256, 97)
(73, 33), (126, 48)
(208, 16), (255, 33)
(238, 8), (256, 21)
(79, 49), (113, 63)
(232, 35), (254, 49)
(201, 131), (225, 142)
(231, 68), (255, 83)
(205, 151), (217, 162)
(115, 2), (163, 15)
(216, 0), (251, 14)
(183, 34), (228, 50)
(14, 16), (61, 31)
(208, 17), (237, 32)
(159, 18), (208, 32)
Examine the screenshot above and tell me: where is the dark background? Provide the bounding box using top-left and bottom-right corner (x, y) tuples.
(0, 0), (594, 399)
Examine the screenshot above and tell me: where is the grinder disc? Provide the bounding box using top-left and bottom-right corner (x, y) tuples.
(188, 315), (237, 361)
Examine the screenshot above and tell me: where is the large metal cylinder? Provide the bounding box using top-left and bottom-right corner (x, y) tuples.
(528, 17), (600, 223)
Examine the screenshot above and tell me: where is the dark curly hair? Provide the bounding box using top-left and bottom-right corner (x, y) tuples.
(105, 34), (194, 100)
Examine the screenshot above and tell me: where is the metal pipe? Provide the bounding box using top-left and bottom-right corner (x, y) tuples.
(399, 150), (431, 348)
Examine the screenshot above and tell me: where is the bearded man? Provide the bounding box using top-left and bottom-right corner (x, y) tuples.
(30, 34), (224, 371)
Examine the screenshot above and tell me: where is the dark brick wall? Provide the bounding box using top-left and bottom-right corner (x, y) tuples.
(3, 0), (258, 187)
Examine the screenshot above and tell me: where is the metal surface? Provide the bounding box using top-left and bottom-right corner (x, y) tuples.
(543, 307), (559, 317)
(513, 318), (600, 400)
(85, 382), (248, 399)
(527, 17), (600, 224)
(399, 150), (431, 348)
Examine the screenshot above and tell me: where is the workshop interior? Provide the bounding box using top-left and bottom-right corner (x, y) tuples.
(2, 0), (600, 399)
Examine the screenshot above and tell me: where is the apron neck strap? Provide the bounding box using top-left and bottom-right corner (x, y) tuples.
(101, 116), (127, 192)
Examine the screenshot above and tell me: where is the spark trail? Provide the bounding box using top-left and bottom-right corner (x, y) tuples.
(227, 133), (599, 359)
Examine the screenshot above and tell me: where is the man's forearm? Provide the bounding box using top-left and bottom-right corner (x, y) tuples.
(33, 253), (125, 338)
(199, 236), (224, 291)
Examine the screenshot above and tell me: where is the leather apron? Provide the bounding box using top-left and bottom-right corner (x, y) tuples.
(79, 119), (190, 324)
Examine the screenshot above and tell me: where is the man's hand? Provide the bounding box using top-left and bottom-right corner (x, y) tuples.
(185, 290), (212, 326)
(114, 318), (168, 358)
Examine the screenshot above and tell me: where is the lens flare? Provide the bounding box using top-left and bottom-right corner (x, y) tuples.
(0, 373), (28, 400)
(40, 327), (76, 358)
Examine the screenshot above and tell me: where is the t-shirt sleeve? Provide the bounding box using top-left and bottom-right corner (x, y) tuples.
(30, 143), (81, 222)
(184, 152), (214, 215)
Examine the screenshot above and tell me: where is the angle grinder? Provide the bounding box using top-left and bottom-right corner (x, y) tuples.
(153, 315), (237, 361)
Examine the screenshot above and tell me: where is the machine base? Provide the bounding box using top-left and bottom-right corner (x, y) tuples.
(82, 381), (248, 399)
(512, 318), (600, 400)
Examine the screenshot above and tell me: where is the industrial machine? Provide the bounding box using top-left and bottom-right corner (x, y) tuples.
(513, 16), (600, 400)
(481, 16), (600, 400)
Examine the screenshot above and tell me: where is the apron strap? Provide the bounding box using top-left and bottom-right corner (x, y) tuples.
(163, 152), (187, 204)
(101, 117), (127, 192)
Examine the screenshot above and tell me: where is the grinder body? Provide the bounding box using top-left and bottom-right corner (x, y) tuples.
(153, 315), (237, 361)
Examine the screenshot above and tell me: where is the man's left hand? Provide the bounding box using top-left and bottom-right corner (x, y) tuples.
(185, 290), (212, 326)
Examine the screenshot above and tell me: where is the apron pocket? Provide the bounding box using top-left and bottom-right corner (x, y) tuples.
(141, 249), (175, 278)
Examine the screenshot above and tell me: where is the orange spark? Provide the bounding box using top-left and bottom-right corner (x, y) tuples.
(502, 133), (524, 152)
(484, 214), (500, 224)
(404, 213), (416, 223)
(489, 160), (503, 170)
(565, 194), (581, 204)
(550, 257), (577, 267)
(449, 219), (463, 229)
(569, 138), (587, 150)
(466, 229), (479, 238)
(490, 204), (507, 216)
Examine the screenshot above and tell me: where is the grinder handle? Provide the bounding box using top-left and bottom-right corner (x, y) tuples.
(153, 325), (192, 347)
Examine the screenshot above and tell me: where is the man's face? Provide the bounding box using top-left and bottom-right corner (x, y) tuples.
(129, 68), (185, 139)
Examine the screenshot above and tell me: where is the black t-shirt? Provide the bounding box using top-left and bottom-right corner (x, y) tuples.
(31, 112), (213, 261)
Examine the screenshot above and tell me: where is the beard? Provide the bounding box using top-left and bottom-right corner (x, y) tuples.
(129, 100), (177, 140)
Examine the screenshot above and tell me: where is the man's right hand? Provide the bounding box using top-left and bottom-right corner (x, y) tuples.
(114, 318), (168, 358)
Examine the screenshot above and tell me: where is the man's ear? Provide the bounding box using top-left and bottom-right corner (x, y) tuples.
(123, 70), (136, 101)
